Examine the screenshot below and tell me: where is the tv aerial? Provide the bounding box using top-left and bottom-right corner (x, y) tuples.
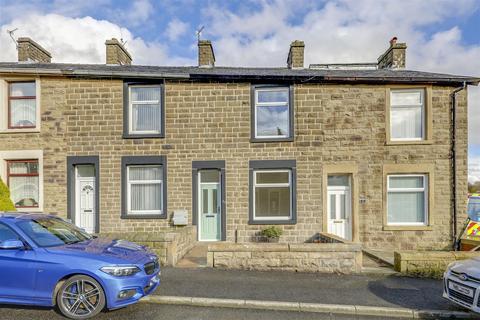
(7, 28), (18, 48)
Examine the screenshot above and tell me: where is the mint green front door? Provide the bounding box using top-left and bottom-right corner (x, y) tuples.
(199, 170), (221, 241)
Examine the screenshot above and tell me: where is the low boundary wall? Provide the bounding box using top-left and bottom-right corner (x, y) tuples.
(394, 251), (480, 278)
(208, 237), (362, 274)
(101, 226), (196, 266)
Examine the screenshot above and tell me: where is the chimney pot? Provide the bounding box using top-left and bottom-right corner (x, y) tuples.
(105, 38), (132, 65)
(287, 40), (305, 69)
(198, 40), (215, 67)
(17, 37), (52, 63)
(378, 37), (407, 69)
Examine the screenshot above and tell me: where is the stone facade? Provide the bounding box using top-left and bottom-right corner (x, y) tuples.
(0, 74), (469, 251)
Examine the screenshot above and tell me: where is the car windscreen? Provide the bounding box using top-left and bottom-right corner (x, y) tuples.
(468, 197), (480, 221)
(16, 217), (92, 247)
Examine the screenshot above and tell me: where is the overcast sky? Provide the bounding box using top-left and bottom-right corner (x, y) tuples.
(0, 0), (479, 182)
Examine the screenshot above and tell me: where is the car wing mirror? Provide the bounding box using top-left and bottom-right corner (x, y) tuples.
(0, 239), (25, 250)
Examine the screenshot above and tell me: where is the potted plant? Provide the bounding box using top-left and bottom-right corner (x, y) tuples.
(0, 178), (16, 211)
(260, 226), (283, 243)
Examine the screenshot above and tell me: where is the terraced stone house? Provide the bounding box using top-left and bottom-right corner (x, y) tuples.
(0, 36), (478, 252)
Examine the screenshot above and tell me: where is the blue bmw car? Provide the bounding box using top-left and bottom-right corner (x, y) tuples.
(0, 212), (160, 319)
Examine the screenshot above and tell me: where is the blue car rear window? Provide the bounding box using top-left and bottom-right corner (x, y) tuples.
(16, 218), (92, 247)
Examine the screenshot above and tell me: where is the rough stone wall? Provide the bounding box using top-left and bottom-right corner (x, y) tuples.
(208, 243), (362, 273)
(378, 43), (406, 69)
(100, 226), (196, 266)
(0, 76), (468, 250)
(394, 250), (480, 279)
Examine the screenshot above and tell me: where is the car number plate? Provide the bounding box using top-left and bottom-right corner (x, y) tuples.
(449, 281), (474, 297)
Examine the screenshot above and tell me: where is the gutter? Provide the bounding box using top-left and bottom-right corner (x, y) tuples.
(0, 67), (190, 79)
(451, 81), (467, 250)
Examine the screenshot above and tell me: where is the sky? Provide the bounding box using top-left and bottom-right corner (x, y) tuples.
(0, 0), (479, 182)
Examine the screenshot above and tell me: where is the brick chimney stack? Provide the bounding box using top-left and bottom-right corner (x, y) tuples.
(198, 40), (215, 67)
(287, 40), (305, 69)
(377, 37), (407, 69)
(17, 37), (52, 63)
(105, 38), (132, 65)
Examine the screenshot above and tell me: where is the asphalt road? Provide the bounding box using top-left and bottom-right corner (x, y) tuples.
(0, 303), (411, 320)
(156, 267), (458, 311)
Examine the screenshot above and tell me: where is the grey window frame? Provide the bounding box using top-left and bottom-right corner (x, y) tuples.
(249, 160), (297, 225)
(66, 155), (100, 233)
(250, 84), (294, 142)
(121, 156), (167, 219)
(123, 81), (165, 139)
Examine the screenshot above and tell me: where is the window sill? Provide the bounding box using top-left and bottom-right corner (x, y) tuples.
(250, 137), (294, 143)
(121, 213), (167, 219)
(248, 219), (296, 225)
(0, 129), (40, 134)
(385, 140), (433, 146)
(383, 225), (432, 231)
(123, 134), (165, 139)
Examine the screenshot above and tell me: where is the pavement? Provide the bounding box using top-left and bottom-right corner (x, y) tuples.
(156, 267), (455, 311)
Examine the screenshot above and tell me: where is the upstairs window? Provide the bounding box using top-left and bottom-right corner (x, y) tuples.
(252, 86), (293, 141)
(9, 82), (36, 129)
(7, 159), (39, 208)
(123, 83), (164, 138)
(390, 89), (425, 141)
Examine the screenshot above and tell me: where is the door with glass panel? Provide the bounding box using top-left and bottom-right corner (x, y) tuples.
(327, 175), (352, 241)
(198, 170), (221, 241)
(75, 165), (96, 233)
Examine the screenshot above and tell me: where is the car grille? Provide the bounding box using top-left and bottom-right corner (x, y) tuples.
(144, 259), (159, 275)
(447, 281), (475, 306)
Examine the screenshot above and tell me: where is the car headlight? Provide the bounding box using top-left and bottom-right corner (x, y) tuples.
(100, 266), (141, 277)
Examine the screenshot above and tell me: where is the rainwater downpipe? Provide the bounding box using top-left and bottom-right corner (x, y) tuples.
(451, 81), (467, 250)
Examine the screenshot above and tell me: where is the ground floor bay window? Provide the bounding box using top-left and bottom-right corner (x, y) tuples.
(121, 156), (167, 219)
(387, 175), (428, 226)
(249, 160), (296, 224)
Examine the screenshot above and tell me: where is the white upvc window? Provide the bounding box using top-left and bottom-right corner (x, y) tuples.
(128, 85), (162, 134)
(390, 89), (425, 141)
(387, 174), (428, 226)
(253, 170), (292, 221)
(254, 87), (290, 139)
(127, 165), (163, 215)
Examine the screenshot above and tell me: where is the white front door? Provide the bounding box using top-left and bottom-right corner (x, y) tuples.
(327, 175), (352, 241)
(75, 165), (96, 234)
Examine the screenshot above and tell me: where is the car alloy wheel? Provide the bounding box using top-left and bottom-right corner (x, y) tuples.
(57, 275), (105, 319)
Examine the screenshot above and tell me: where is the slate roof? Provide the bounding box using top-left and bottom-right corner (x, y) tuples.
(0, 62), (478, 85)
